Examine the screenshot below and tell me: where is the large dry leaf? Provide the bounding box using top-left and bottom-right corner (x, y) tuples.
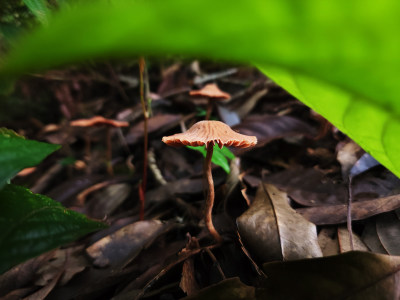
(265, 167), (400, 207)
(362, 220), (388, 254)
(376, 212), (400, 256)
(145, 177), (224, 204)
(126, 114), (181, 144)
(264, 168), (346, 206)
(86, 220), (172, 268)
(317, 228), (340, 257)
(297, 193), (400, 225)
(337, 226), (369, 253)
(236, 184), (282, 262)
(232, 114), (316, 150)
(182, 277), (255, 300)
(259, 251), (400, 300)
(0, 252), (52, 297)
(237, 183), (322, 263)
(85, 183), (131, 218)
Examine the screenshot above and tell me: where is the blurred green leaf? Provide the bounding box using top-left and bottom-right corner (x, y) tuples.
(59, 156), (76, 166)
(220, 146), (235, 160)
(0, 77), (15, 95)
(23, 0), (49, 25)
(0, 128), (60, 188)
(0, 184), (107, 274)
(258, 65), (400, 180)
(195, 107), (207, 117)
(1, 0), (400, 178)
(187, 145), (235, 174)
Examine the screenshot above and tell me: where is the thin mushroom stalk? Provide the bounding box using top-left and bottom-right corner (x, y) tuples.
(162, 120), (257, 243)
(70, 116), (129, 176)
(204, 143), (222, 243)
(205, 100), (213, 120)
(190, 84), (230, 121)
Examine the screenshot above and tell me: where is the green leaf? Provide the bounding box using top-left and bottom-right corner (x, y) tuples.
(187, 145), (235, 174)
(23, 0), (50, 25)
(258, 65), (399, 178)
(0, 128), (60, 188)
(1, 0), (400, 178)
(220, 146), (235, 160)
(59, 156), (76, 166)
(0, 184), (107, 274)
(0, 77), (15, 95)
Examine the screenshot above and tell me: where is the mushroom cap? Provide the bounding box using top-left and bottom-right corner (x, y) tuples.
(189, 84), (230, 100)
(70, 116), (129, 128)
(162, 120), (257, 149)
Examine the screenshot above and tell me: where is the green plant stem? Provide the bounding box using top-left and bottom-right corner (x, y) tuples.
(139, 57), (148, 220)
(204, 144), (222, 243)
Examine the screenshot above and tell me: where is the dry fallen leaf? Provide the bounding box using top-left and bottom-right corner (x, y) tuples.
(318, 227), (340, 257)
(126, 114), (181, 144)
(237, 183), (322, 263)
(232, 114), (316, 151)
(376, 211), (400, 255)
(182, 277), (255, 300)
(337, 226), (369, 253)
(179, 236), (200, 296)
(86, 220), (173, 268)
(84, 183), (131, 218)
(260, 251), (400, 299)
(297, 193), (400, 225)
(264, 167), (346, 206)
(362, 220), (388, 254)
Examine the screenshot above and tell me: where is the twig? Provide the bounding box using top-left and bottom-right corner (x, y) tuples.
(347, 176), (354, 250)
(237, 231), (266, 277)
(134, 244), (218, 300)
(106, 127), (113, 176)
(148, 148), (167, 186)
(138, 57), (148, 220)
(203, 247), (226, 280)
(106, 62), (130, 103)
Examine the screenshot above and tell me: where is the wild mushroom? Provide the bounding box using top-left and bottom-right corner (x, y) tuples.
(70, 116), (129, 175)
(190, 84), (230, 120)
(162, 120), (256, 242)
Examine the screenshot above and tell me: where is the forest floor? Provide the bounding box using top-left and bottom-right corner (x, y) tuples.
(1, 59), (400, 300)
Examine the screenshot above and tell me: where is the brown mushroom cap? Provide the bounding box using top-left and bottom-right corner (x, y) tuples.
(162, 120), (257, 149)
(70, 116), (129, 128)
(189, 84), (230, 100)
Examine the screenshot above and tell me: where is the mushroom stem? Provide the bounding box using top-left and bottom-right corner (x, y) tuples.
(205, 100), (213, 120)
(204, 144), (223, 243)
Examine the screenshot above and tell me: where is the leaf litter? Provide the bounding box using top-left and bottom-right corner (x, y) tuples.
(2, 60), (400, 299)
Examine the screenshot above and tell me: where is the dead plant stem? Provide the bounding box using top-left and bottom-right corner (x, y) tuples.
(139, 57), (148, 220)
(347, 176), (354, 250)
(106, 127), (113, 176)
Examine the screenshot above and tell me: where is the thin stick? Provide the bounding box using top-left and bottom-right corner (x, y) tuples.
(106, 127), (113, 176)
(138, 57), (148, 220)
(203, 247), (226, 279)
(204, 145), (222, 243)
(106, 62), (130, 103)
(347, 176), (354, 250)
